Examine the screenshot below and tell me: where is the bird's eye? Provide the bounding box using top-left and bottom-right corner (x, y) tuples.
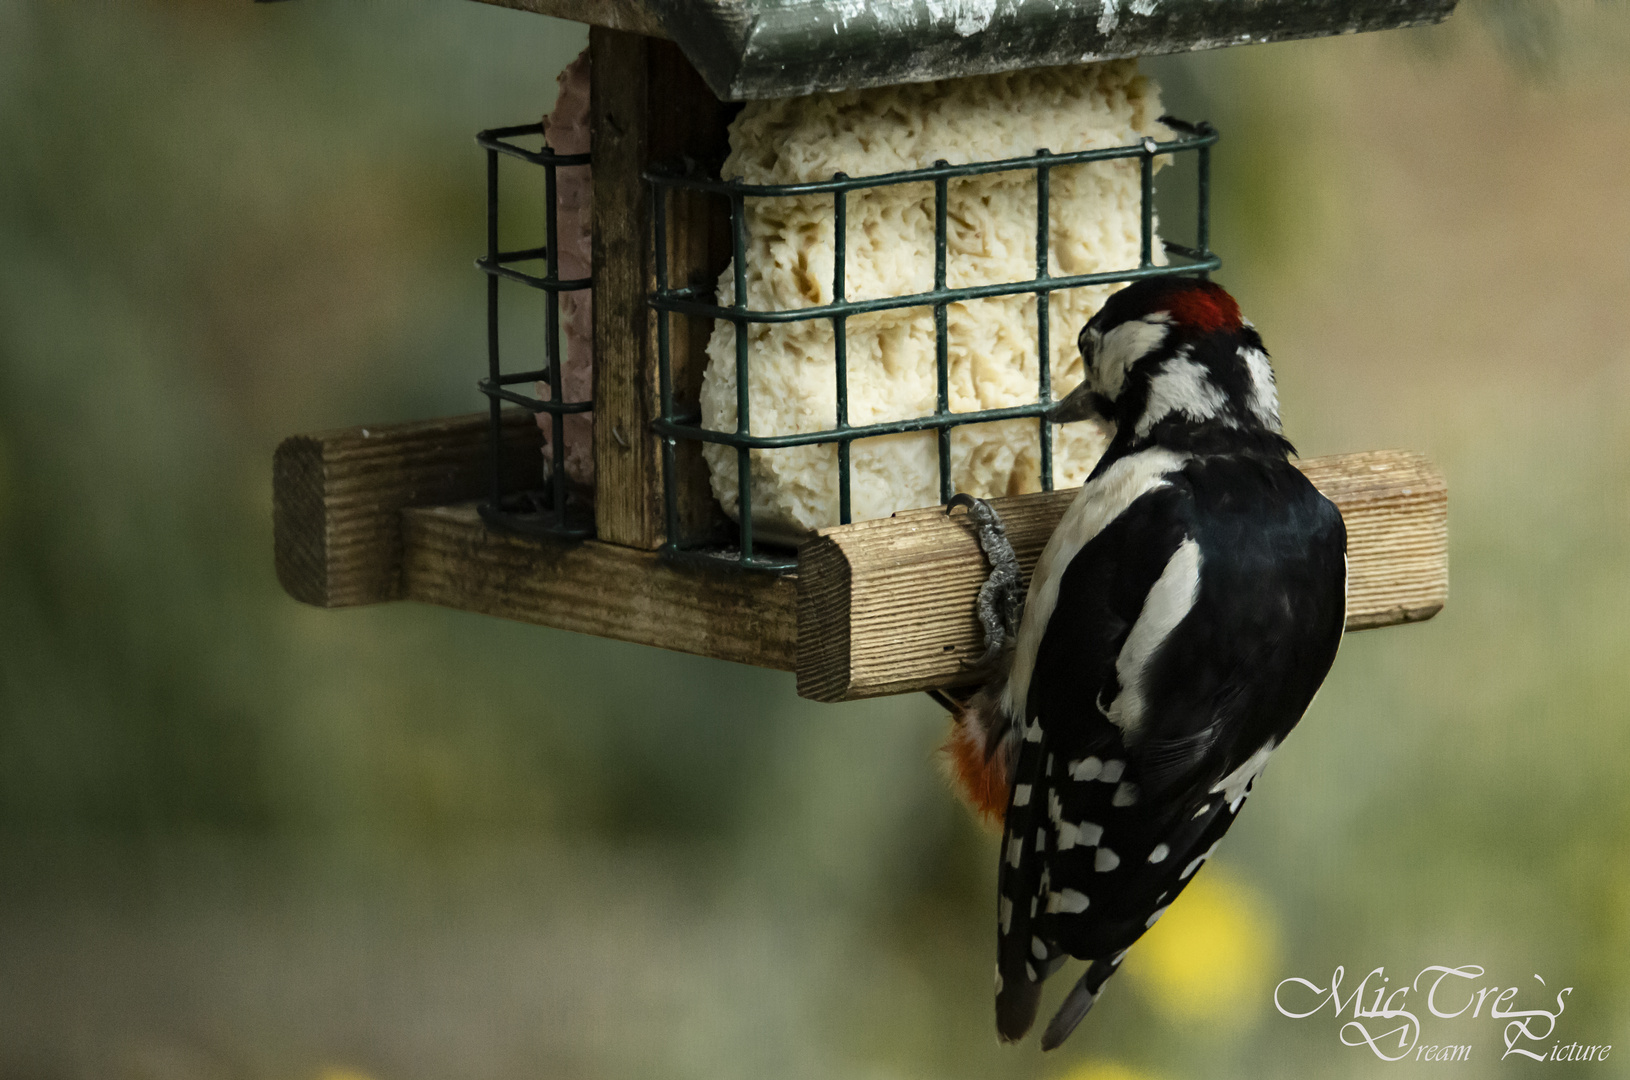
(1077, 326), (1102, 386)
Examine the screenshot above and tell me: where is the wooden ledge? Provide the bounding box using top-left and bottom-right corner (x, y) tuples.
(797, 448), (1447, 701)
(401, 502), (796, 670)
(273, 412), (1446, 702)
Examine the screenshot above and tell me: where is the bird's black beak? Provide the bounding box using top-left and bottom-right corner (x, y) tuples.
(1047, 386), (1109, 424)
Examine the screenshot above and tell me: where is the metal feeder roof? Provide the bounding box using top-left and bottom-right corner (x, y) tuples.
(472, 0), (1456, 99)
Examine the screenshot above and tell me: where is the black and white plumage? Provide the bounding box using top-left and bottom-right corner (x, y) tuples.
(944, 277), (1347, 1050)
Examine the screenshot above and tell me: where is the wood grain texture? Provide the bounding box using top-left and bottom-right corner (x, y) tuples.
(401, 502), (796, 669)
(273, 410), (541, 608)
(647, 41), (737, 547)
(590, 26), (662, 548)
(794, 449), (1448, 702)
(276, 413), (1445, 702)
(590, 31), (733, 549)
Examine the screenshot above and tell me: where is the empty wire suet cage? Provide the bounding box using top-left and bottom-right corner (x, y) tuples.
(272, 0), (1453, 702)
(476, 123), (594, 540)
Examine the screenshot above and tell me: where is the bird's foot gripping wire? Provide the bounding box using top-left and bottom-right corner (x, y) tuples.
(947, 494), (1024, 670)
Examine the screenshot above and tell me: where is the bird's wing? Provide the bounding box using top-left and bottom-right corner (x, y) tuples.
(1002, 457), (1349, 1048)
(994, 481), (1194, 1042)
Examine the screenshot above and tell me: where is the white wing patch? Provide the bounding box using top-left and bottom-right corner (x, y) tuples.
(1004, 447), (1190, 718)
(1106, 538), (1202, 742)
(1135, 352), (1230, 438)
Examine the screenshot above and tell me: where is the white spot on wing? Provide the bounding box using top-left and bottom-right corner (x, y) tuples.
(1032, 936), (1048, 960)
(1071, 757), (1103, 781)
(1146, 905), (1169, 927)
(1007, 837), (1024, 868)
(1099, 759), (1125, 783)
(1112, 782), (1139, 806)
(1056, 819), (1104, 850)
(1106, 539), (1202, 740)
(1000, 896), (1013, 934)
(1026, 963), (1037, 982)
(1003, 447), (1191, 718)
(1148, 843), (1170, 863)
(1095, 848), (1121, 872)
(1012, 784), (1032, 807)
(1047, 888), (1090, 914)
(1180, 841), (1218, 880)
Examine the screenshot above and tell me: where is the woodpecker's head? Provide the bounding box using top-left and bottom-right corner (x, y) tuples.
(1051, 277), (1283, 448)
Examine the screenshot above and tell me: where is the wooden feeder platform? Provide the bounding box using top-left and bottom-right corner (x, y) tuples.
(275, 410), (1447, 703)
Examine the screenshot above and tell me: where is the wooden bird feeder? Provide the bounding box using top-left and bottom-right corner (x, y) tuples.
(272, 0), (1454, 701)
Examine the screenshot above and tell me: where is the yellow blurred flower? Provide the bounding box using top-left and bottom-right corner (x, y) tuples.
(1122, 865), (1278, 1026)
(1054, 1061), (1164, 1080)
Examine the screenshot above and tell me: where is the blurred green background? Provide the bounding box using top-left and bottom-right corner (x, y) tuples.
(2, 1), (1628, 1077)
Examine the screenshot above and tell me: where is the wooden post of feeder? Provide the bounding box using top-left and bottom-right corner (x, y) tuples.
(590, 27), (733, 549)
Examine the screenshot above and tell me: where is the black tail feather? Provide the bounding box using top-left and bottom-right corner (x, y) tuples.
(995, 965), (1043, 1044)
(1039, 959), (1118, 1050)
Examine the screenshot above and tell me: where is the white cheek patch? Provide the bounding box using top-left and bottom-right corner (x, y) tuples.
(1003, 448), (1191, 718)
(1136, 352), (1230, 438)
(1239, 346), (1282, 432)
(1105, 537), (1203, 741)
(1093, 314), (1171, 399)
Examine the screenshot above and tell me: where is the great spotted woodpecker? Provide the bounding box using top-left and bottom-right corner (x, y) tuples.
(941, 276), (1347, 1050)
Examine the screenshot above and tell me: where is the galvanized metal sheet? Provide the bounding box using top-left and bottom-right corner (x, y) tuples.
(475, 0), (1455, 99)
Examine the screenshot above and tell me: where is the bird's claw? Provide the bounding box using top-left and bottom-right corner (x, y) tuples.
(948, 493), (1025, 667)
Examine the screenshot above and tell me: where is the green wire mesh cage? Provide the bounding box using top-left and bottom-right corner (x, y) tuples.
(647, 116), (1220, 572)
(476, 123), (595, 540)
(474, 115), (1218, 570)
